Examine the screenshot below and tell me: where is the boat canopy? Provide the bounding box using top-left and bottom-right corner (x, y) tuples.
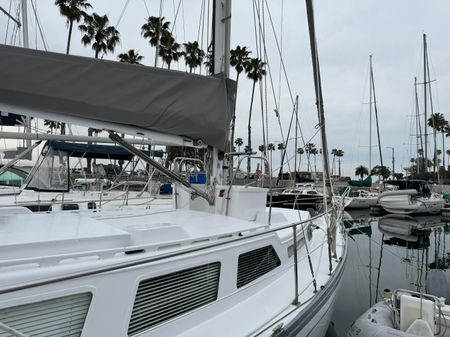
(0, 45), (236, 150)
(348, 176), (372, 187)
(48, 141), (163, 160)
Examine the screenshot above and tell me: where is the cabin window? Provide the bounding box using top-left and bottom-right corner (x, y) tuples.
(0, 292), (92, 337)
(237, 245), (281, 288)
(128, 262), (221, 336)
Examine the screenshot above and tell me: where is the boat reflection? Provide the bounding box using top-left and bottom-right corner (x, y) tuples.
(378, 214), (431, 249)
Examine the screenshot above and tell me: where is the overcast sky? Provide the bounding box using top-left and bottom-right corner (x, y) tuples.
(1, 0), (449, 177)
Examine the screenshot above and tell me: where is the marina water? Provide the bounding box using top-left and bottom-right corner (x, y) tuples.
(328, 210), (450, 336)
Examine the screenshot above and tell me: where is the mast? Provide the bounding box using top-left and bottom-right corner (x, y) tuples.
(370, 56), (384, 168)
(423, 33), (428, 173)
(305, 0), (331, 195)
(414, 77), (424, 174)
(21, 0), (32, 152)
(212, 0), (231, 186)
(369, 55), (373, 171)
(294, 95), (299, 179)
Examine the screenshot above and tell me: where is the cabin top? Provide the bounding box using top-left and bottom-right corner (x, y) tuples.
(0, 208), (305, 273)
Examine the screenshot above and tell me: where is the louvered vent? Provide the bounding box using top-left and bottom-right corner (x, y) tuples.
(128, 262), (221, 336)
(0, 292), (92, 337)
(237, 245), (281, 288)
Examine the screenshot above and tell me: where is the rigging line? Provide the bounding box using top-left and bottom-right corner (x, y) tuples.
(252, 1), (268, 169)
(263, 0), (295, 106)
(294, 109), (307, 150)
(252, 0), (260, 58)
(30, 0), (48, 51)
(142, 0), (150, 16)
(275, 103), (295, 183)
(196, 0), (204, 44)
(182, 0), (186, 42)
(200, 0), (206, 61)
(258, 73), (267, 155)
(4, 0), (14, 44)
(251, 1), (284, 115)
(254, 0), (307, 156)
(170, 0), (182, 35)
(261, 0), (270, 153)
(258, 0), (263, 60)
(115, 0), (130, 28)
(277, 0), (284, 116)
(159, 0), (164, 17)
(256, 1), (267, 156)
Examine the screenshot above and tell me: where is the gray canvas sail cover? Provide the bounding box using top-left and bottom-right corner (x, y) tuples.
(0, 44), (236, 150)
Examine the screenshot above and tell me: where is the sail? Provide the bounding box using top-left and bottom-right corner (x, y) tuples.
(0, 44), (236, 150)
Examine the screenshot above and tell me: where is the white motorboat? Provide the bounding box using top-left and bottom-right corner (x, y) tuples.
(378, 189), (445, 215)
(348, 289), (450, 337)
(0, 1), (348, 336)
(335, 189), (379, 209)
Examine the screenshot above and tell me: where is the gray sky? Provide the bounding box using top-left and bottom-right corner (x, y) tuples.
(1, 0), (449, 177)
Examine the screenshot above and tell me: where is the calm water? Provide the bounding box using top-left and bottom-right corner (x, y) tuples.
(329, 210), (450, 337)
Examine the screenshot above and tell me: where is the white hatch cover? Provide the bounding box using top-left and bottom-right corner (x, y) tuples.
(0, 213), (130, 259)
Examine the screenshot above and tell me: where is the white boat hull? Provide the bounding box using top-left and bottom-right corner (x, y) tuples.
(345, 196), (378, 209)
(378, 190), (445, 215)
(280, 254), (346, 337)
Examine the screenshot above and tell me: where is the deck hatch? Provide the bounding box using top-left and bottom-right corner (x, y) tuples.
(237, 245), (281, 288)
(128, 262), (220, 335)
(0, 292), (92, 337)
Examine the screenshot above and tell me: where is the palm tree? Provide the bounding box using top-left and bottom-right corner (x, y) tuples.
(79, 13), (120, 59)
(230, 46), (251, 83)
(44, 120), (61, 134)
(182, 41), (205, 72)
(335, 149), (344, 177)
(245, 57), (266, 176)
(141, 16), (170, 67)
(118, 49), (143, 64)
(234, 137), (243, 152)
(304, 143), (316, 172)
(277, 143), (285, 153)
(159, 31), (181, 69)
(296, 147), (304, 171)
(55, 0), (92, 54)
(229, 46), (251, 157)
(371, 165), (390, 180)
(355, 165), (369, 179)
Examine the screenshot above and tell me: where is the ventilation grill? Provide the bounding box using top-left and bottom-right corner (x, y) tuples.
(128, 262), (221, 336)
(237, 245), (281, 288)
(0, 292), (92, 337)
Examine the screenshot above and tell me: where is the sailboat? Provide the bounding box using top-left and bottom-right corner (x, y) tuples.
(0, 1), (347, 336)
(336, 56), (381, 209)
(378, 34), (445, 215)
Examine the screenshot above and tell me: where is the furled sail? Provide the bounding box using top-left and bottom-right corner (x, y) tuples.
(0, 44), (236, 150)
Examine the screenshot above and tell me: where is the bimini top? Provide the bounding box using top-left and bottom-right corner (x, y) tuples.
(0, 44), (236, 150)
(48, 141), (164, 160)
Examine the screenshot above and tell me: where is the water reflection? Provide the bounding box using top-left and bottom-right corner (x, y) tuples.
(331, 210), (450, 337)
